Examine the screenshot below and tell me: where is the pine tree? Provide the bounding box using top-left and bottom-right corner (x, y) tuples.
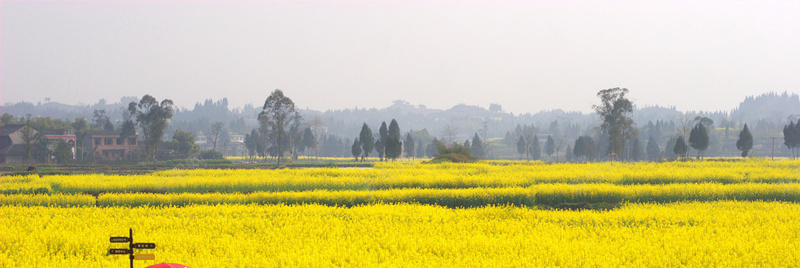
(689, 123), (709, 159)
(565, 145), (574, 162)
(376, 122), (387, 161)
(386, 119), (402, 160)
(351, 138), (361, 161)
(470, 133), (483, 158)
(359, 124), (374, 161)
(517, 136), (527, 160)
(646, 136), (660, 161)
(545, 135), (555, 158)
(631, 138), (642, 161)
(404, 133), (415, 159)
(737, 124), (753, 158)
(531, 135), (541, 160)
(674, 136), (687, 160)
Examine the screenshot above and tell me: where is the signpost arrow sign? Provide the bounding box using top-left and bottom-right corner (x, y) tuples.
(134, 254), (155, 260)
(132, 243), (156, 249)
(109, 249), (132, 255)
(110, 237), (130, 243)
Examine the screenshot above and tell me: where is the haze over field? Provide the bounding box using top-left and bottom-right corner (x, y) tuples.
(2, 1), (798, 114)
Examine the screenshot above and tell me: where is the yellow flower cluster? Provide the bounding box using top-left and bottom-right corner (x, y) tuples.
(2, 202), (799, 267)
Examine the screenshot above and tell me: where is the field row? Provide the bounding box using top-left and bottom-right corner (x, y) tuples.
(5, 183), (800, 208)
(2, 202), (799, 267)
(3, 160), (798, 194)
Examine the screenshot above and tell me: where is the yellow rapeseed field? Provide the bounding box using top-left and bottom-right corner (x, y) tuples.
(3, 159), (798, 194)
(2, 159), (799, 266)
(2, 202), (800, 267)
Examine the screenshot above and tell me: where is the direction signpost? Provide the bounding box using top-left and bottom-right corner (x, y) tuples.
(108, 228), (157, 268)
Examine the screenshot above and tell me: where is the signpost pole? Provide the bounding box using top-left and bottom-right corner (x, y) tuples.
(129, 228), (134, 268)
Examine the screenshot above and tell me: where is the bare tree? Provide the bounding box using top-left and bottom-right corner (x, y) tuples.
(210, 121), (225, 152)
(442, 124), (458, 144)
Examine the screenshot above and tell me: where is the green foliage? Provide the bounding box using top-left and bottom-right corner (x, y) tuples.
(386, 119), (402, 160)
(404, 133), (415, 159)
(359, 123), (374, 161)
(471, 133), (484, 158)
(573, 136), (595, 161)
(646, 136), (660, 161)
(258, 89), (297, 165)
(737, 124), (754, 158)
(199, 150), (224, 160)
(594, 87), (636, 160)
(430, 141), (476, 163)
(673, 136), (687, 159)
(128, 95), (175, 162)
(689, 123), (709, 159)
(385, 136), (402, 160)
(376, 122), (388, 161)
(351, 138), (362, 161)
(172, 130), (200, 159)
(545, 135), (555, 157)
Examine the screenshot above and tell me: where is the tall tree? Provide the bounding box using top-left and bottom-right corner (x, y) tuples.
(376, 122), (388, 161)
(128, 95), (174, 161)
(646, 136), (660, 161)
(210, 121), (225, 152)
(351, 138), (361, 161)
(53, 140), (72, 164)
(565, 145), (574, 162)
(404, 133), (415, 160)
(784, 121), (799, 159)
(631, 138), (642, 162)
(172, 130), (199, 159)
(20, 118), (37, 163)
(517, 136), (527, 160)
(302, 127), (316, 157)
(288, 112), (304, 161)
(385, 135), (402, 160)
(545, 135), (555, 158)
(72, 117), (89, 160)
(386, 119), (402, 160)
(258, 89), (296, 165)
(244, 132), (256, 159)
(92, 109), (110, 129)
(689, 123), (709, 159)
(664, 137), (677, 160)
(593, 88), (637, 161)
(737, 124), (754, 158)
(673, 136), (687, 160)
(470, 133), (483, 158)
(531, 135), (541, 160)
(359, 123), (374, 161)
(119, 120), (136, 140)
(103, 120), (115, 131)
(573, 136), (595, 162)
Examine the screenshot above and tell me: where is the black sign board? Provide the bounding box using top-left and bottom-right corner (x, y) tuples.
(110, 237), (130, 243)
(109, 229), (159, 268)
(132, 243), (156, 249)
(109, 248), (132, 255)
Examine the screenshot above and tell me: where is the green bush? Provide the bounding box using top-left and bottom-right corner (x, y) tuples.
(199, 150), (224, 160)
(428, 141), (477, 163)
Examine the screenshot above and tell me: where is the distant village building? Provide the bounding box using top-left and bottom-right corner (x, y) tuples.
(0, 124), (37, 163)
(82, 130), (139, 161)
(41, 129), (77, 160)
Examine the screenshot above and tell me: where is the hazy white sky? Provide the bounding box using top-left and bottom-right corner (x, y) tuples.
(2, 1), (798, 114)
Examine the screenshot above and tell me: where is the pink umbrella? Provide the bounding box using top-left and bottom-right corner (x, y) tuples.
(146, 263), (190, 268)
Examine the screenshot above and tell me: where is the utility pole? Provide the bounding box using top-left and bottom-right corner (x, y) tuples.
(772, 137), (775, 160)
